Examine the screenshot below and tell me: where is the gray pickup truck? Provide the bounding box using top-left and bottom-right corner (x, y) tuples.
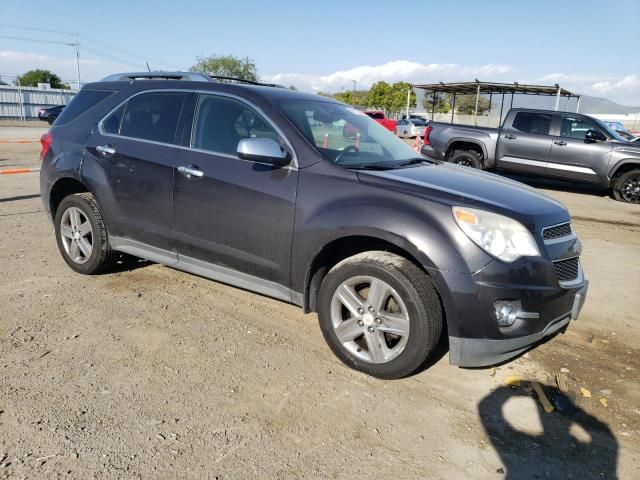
(421, 108), (640, 203)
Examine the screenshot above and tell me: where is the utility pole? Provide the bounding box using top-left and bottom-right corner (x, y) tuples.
(74, 33), (81, 91)
(406, 87), (411, 119)
(351, 79), (357, 107)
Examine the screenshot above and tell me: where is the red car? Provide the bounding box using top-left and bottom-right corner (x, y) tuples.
(364, 110), (397, 133)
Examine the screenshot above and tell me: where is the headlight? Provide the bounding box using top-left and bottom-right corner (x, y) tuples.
(452, 206), (540, 262)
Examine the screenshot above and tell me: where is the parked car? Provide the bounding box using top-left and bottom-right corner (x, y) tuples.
(602, 121), (639, 142)
(364, 110), (397, 133)
(421, 108), (640, 203)
(397, 118), (430, 138)
(40, 72), (588, 378)
(37, 105), (65, 125)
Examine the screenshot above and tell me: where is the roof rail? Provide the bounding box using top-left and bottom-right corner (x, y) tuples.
(100, 71), (216, 82)
(207, 75), (284, 88)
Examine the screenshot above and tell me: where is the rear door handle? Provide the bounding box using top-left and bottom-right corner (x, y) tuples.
(177, 165), (204, 178)
(554, 140), (567, 146)
(96, 145), (116, 156)
(504, 134), (516, 140)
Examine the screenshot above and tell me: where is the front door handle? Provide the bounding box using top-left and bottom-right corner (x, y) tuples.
(554, 140), (567, 146)
(504, 134), (516, 140)
(177, 165), (204, 178)
(96, 145), (116, 156)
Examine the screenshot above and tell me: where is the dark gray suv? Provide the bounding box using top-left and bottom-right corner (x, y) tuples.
(40, 72), (589, 379)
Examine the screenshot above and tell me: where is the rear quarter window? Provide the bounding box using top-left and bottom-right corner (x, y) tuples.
(54, 89), (114, 126)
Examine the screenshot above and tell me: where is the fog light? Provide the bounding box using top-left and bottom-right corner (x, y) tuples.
(495, 301), (519, 327)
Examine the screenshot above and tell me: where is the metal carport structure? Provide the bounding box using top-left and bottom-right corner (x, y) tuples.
(413, 80), (580, 125)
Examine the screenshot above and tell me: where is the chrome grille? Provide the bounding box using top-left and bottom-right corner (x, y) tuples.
(553, 257), (579, 282)
(543, 222), (572, 240)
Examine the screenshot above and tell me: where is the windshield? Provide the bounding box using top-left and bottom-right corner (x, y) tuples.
(275, 99), (424, 168)
(590, 117), (629, 142)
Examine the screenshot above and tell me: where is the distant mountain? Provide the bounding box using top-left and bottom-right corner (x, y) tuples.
(415, 91), (640, 115)
(578, 96), (640, 114)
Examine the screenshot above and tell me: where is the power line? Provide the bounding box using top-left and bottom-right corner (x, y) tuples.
(81, 45), (145, 69)
(0, 23), (74, 36)
(80, 34), (181, 70)
(0, 34), (73, 46)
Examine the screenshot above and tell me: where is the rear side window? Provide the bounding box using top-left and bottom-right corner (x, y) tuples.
(191, 94), (279, 156)
(119, 92), (188, 144)
(512, 112), (552, 135)
(54, 89), (114, 126)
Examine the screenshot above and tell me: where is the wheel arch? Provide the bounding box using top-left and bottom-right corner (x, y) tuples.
(303, 234), (436, 314)
(609, 159), (640, 181)
(48, 176), (92, 220)
(445, 138), (487, 162)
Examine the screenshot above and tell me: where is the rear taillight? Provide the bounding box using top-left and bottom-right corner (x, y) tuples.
(423, 125), (433, 145)
(40, 131), (52, 161)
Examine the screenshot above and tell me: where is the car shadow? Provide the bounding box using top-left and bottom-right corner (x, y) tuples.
(498, 173), (611, 198)
(478, 384), (618, 479)
(107, 253), (153, 274)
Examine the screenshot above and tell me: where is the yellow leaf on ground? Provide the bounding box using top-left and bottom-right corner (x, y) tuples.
(503, 375), (522, 387)
(580, 387), (592, 398)
(600, 398), (608, 408)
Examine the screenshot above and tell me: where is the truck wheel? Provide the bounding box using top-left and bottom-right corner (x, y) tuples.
(612, 169), (640, 203)
(449, 150), (482, 168)
(47, 116), (56, 125)
(317, 251), (442, 379)
(54, 193), (116, 274)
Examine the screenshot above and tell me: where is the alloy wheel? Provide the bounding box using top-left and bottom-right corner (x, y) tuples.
(330, 275), (410, 364)
(59, 206), (94, 264)
(621, 174), (640, 203)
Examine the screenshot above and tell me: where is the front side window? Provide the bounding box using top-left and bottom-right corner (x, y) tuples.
(117, 92), (188, 144)
(512, 112), (552, 135)
(275, 99), (422, 168)
(191, 94), (280, 156)
(560, 116), (600, 140)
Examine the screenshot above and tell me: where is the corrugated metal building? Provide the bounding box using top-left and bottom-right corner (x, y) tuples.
(0, 85), (77, 119)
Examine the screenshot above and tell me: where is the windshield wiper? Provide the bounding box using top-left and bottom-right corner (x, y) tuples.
(396, 158), (434, 167)
(347, 164), (397, 171)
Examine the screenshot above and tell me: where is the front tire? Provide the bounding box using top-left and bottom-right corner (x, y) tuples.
(317, 251), (442, 379)
(54, 193), (116, 274)
(612, 169), (640, 203)
(449, 150), (482, 168)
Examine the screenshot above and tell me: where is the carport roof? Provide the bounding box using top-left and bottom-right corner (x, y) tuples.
(413, 81), (578, 98)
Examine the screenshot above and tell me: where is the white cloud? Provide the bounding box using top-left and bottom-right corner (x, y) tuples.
(537, 73), (640, 106)
(263, 60), (513, 92)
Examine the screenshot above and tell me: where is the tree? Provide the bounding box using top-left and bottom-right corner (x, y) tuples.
(365, 81), (392, 111)
(455, 94), (491, 115)
(388, 82), (416, 116)
(287, 85), (297, 90)
(190, 54), (259, 82)
(16, 69), (65, 89)
(422, 92), (451, 114)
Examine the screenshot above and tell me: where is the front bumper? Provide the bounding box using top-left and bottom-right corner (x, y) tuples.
(449, 281), (588, 366)
(429, 251), (589, 367)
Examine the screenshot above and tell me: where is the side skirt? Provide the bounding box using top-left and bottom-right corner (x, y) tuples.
(110, 236), (304, 306)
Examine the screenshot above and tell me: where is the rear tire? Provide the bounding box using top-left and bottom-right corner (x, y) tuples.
(47, 116), (56, 125)
(317, 251), (442, 379)
(612, 169), (640, 203)
(54, 193), (116, 274)
(449, 150), (482, 169)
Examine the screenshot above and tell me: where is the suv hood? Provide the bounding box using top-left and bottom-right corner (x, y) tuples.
(357, 162), (569, 233)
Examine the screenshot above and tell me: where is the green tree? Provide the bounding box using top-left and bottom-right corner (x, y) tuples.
(388, 82), (416, 115)
(365, 81), (392, 111)
(287, 85), (297, 90)
(16, 69), (65, 88)
(190, 54), (259, 82)
(455, 94), (491, 115)
(422, 92), (451, 114)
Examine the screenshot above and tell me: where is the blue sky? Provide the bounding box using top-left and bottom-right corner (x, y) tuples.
(1, 0), (639, 104)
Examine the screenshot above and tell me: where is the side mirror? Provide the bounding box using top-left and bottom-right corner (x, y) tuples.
(237, 138), (290, 167)
(585, 129), (606, 143)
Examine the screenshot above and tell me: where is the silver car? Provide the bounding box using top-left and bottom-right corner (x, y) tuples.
(397, 118), (429, 138)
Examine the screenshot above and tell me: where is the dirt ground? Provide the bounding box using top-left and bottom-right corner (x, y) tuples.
(1, 125), (639, 479)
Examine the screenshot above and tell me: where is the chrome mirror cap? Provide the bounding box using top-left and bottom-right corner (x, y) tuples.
(237, 138), (289, 167)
